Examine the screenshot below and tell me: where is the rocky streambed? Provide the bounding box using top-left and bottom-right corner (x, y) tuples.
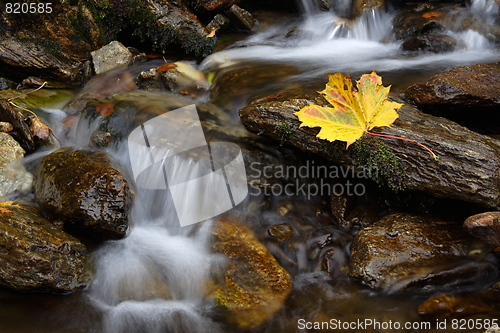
(1, 0), (500, 332)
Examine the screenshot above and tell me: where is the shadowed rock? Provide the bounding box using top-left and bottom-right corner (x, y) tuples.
(0, 202), (89, 292)
(348, 212), (498, 294)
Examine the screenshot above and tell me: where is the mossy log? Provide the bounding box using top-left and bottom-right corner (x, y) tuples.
(239, 90), (500, 208)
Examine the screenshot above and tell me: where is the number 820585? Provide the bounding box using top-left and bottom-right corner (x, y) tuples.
(5, 3), (52, 14)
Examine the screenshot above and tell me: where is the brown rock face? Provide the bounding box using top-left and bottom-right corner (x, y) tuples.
(0, 202), (89, 292)
(348, 212), (498, 294)
(239, 89), (500, 208)
(211, 217), (292, 328)
(464, 211), (500, 247)
(0, 2), (104, 82)
(405, 62), (500, 109)
(404, 62), (500, 132)
(401, 34), (461, 53)
(34, 149), (130, 241)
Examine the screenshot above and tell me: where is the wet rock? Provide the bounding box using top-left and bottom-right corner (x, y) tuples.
(0, 100), (34, 151)
(418, 293), (497, 320)
(0, 202), (89, 292)
(91, 41), (133, 75)
(0, 2), (104, 83)
(0, 133), (32, 196)
(404, 62), (500, 133)
(239, 89), (500, 208)
(34, 149), (130, 241)
(393, 12), (447, 40)
(189, 0), (243, 12)
(486, 324), (500, 333)
(17, 77), (71, 90)
(96, 0), (215, 56)
(267, 223), (295, 242)
(401, 34), (462, 53)
(348, 212), (498, 294)
(206, 14), (231, 34)
(0, 122), (13, 133)
(160, 61), (210, 96)
(136, 68), (162, 91)
(228, 5), (256, 31)
(464, 212), (500, 247)
(90, 130), (112, 148)
(405, 62), (500, 109)
(0, 77), (16, 90)
(211, 217), (292, 328)
(352, 0), (385, 19)
(210, 63), (297, 110)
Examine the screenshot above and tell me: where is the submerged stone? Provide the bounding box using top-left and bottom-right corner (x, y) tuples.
(0, 202), (89, 292)
(34, 149), (130, 241)
(348, 212), (498, 294)
(211, 217), (292, 328)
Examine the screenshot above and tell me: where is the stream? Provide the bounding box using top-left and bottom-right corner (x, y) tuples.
(1, 0), (500, 332)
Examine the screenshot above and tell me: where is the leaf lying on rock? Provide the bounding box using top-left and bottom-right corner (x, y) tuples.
(29, 116), (51, 140)
(157, 62), (177, 72)
(96, 103), (114, 117)
(295, 72), (438, 160)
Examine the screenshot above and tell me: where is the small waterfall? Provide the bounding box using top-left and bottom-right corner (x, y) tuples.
(471, 0), (499, 19)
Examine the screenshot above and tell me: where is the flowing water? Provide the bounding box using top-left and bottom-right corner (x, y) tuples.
(2, 0), (500, 332)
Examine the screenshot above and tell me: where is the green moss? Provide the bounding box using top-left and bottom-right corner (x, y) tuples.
(274, 122), (293, 146)
(349, 134), (407, 191)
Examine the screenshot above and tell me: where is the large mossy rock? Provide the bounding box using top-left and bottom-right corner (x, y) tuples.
(34, 149), (130, 241)
(348, 212), (499, 294)
(211, 217), (292, 328)
(0, 202), (89, 292)
(0, 1), (104, 83)
(239, 89), (500, 208)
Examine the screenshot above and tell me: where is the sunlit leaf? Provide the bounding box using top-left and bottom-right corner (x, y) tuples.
(295, 72), (402, 148)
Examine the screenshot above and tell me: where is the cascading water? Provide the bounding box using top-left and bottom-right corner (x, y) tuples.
(10, 0), (496, 332)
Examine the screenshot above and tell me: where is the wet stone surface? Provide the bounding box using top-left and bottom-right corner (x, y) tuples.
(348, 212), (498, 294)
(0, 202), (89, 292)
(34, 149), (131, 241)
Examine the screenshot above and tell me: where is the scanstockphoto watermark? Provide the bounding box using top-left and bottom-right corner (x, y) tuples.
(248, 161), (378, 199)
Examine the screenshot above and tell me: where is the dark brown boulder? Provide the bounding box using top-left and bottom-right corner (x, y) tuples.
(239, 89), (500, 208)
(401, 34), (462, 53)
(464, 211), (500, 247)
(404, 62), (500, 132)
(0, 202), (89, 292)
(348, 212), (498, 294)
(405, 62), (500, 108)
(0, 1), (104, 83)
(34, 149), (130, 241)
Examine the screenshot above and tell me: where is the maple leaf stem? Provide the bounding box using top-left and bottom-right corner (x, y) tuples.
(366, 131), (439, 161)
(7, 82), (47, 102)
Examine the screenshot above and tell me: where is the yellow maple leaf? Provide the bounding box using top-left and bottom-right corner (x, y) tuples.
(295, 71), (403, 148)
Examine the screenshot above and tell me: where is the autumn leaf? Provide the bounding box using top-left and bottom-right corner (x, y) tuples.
(30, 117), (51, 140)
(295, 71), (402, 147)
(295, 72), (438, 160)
(157, 62), (177, 72)
(96, 103), (114, 117)
(422, 12), (442, 18)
